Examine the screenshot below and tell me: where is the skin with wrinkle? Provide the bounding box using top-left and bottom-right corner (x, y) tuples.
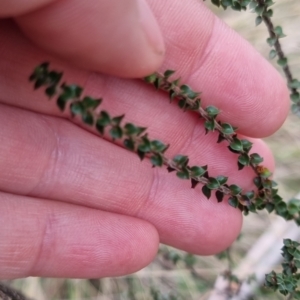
(0, 0), (289, 279)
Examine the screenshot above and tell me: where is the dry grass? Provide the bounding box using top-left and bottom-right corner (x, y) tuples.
(4, 1), (300, 299)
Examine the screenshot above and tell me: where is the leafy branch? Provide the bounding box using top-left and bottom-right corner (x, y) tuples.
(205, 0), (300, 114)
(265, 239), (300, 299)
(29, 63), (258, 207)
(144, 70), (300, 222)
(30, 61), (300, 227)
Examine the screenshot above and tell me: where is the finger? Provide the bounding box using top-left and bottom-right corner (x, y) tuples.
(1, 0), (288, 138)
(0, 104), (276, 254)
(0, 191), (159, 279)
(149, 0), (289, 137)
(0, 0), (55, 17)
(14, 0), (165, 77)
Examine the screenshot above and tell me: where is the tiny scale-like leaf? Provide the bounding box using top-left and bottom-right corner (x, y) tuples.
(255, 16), (262, 26)
(269, 49), (277, 59)
(202, 185), (211, 199)
(205, 106), (220, 117)
(190, 166), (207, 177)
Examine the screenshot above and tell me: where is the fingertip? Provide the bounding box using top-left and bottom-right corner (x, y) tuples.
(195, 201), (243, 256)
(15, 0), (165, 78)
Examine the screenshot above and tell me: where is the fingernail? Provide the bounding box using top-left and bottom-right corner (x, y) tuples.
(137, 0), (165, 56)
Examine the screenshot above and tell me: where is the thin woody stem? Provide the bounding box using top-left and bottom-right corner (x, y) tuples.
(256, 0), (297, 94)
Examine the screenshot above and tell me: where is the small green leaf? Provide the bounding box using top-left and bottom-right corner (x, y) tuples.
(255, 5), (264, 15)
(248, 202), (257, 213)
(277, 57), (288, 67)
(291, 103), (300, 115)
(111, 115), (125, 126)
(274, 26), (286, 38)
(249, 1), (257, 9)
(253, 176), (262, 189)
(241, 139), (253, 152)
(205, 120), (215, 132)
(82, 112), (94, 126)
(45, 85), (57, 97)
(262, 179), (273, 189)
(265, 0), (275, 6)
(289, 79), (300, 89)
(124, 123), (138, 135)
(151, 140), (168, 153)
(287, 199), (300, 215)
(30, 62), (49, 82)
(216, 176), (228, 185)
(221, 0), (231, 8)
(211, 0), (220, 7)
(255, 16), (262, 26)
(164, 70), (175, 79)
(205, 106), (220, 117)
(97, 111), (111, 126)
(190, 166), (207, 177)
(176, 168), (190, 179)
(265, 203), (275, 213)
(275, 201), (287, 215)
(228, 196), (239, 208)
(180, 85), (199, 99)
(272, 181), (278, 188)
(229, 137), (243, 152)
(138, 137), (151, 153)
(109, 126), (123, 140)
(244, 191), (255, 200)
(221, 123), (235, 135)
(238, 153), (250, 166)
(124, 139), (135, 151)
(206, 178), (220, 190)
(232, 3), (242, 11)
(250, 153), (264, 164)
(150, 154), (163, 167)
(269, 49), (277, 59)
(180, 84), (191, 94)
(266, 37), (277, 46)
(82, 96), (102, 110)
(202, 185), (211, 199)
(263, 9), (273, 17)
(34, 77), (47, 89)
(47, 71), (63, 86)
(241, 0), (251, 6)
(173, 155), (189, 167)
(70, 102), (84, 115)
(62, 84), (83, 99)
(229, 184), (242, 195)
(144, 73), (157, 84)
(283, 239), (293, 247)
(178, 99), (188, 110)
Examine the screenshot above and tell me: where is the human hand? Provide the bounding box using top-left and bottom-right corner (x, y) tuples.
(0, 0), (289, 279)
